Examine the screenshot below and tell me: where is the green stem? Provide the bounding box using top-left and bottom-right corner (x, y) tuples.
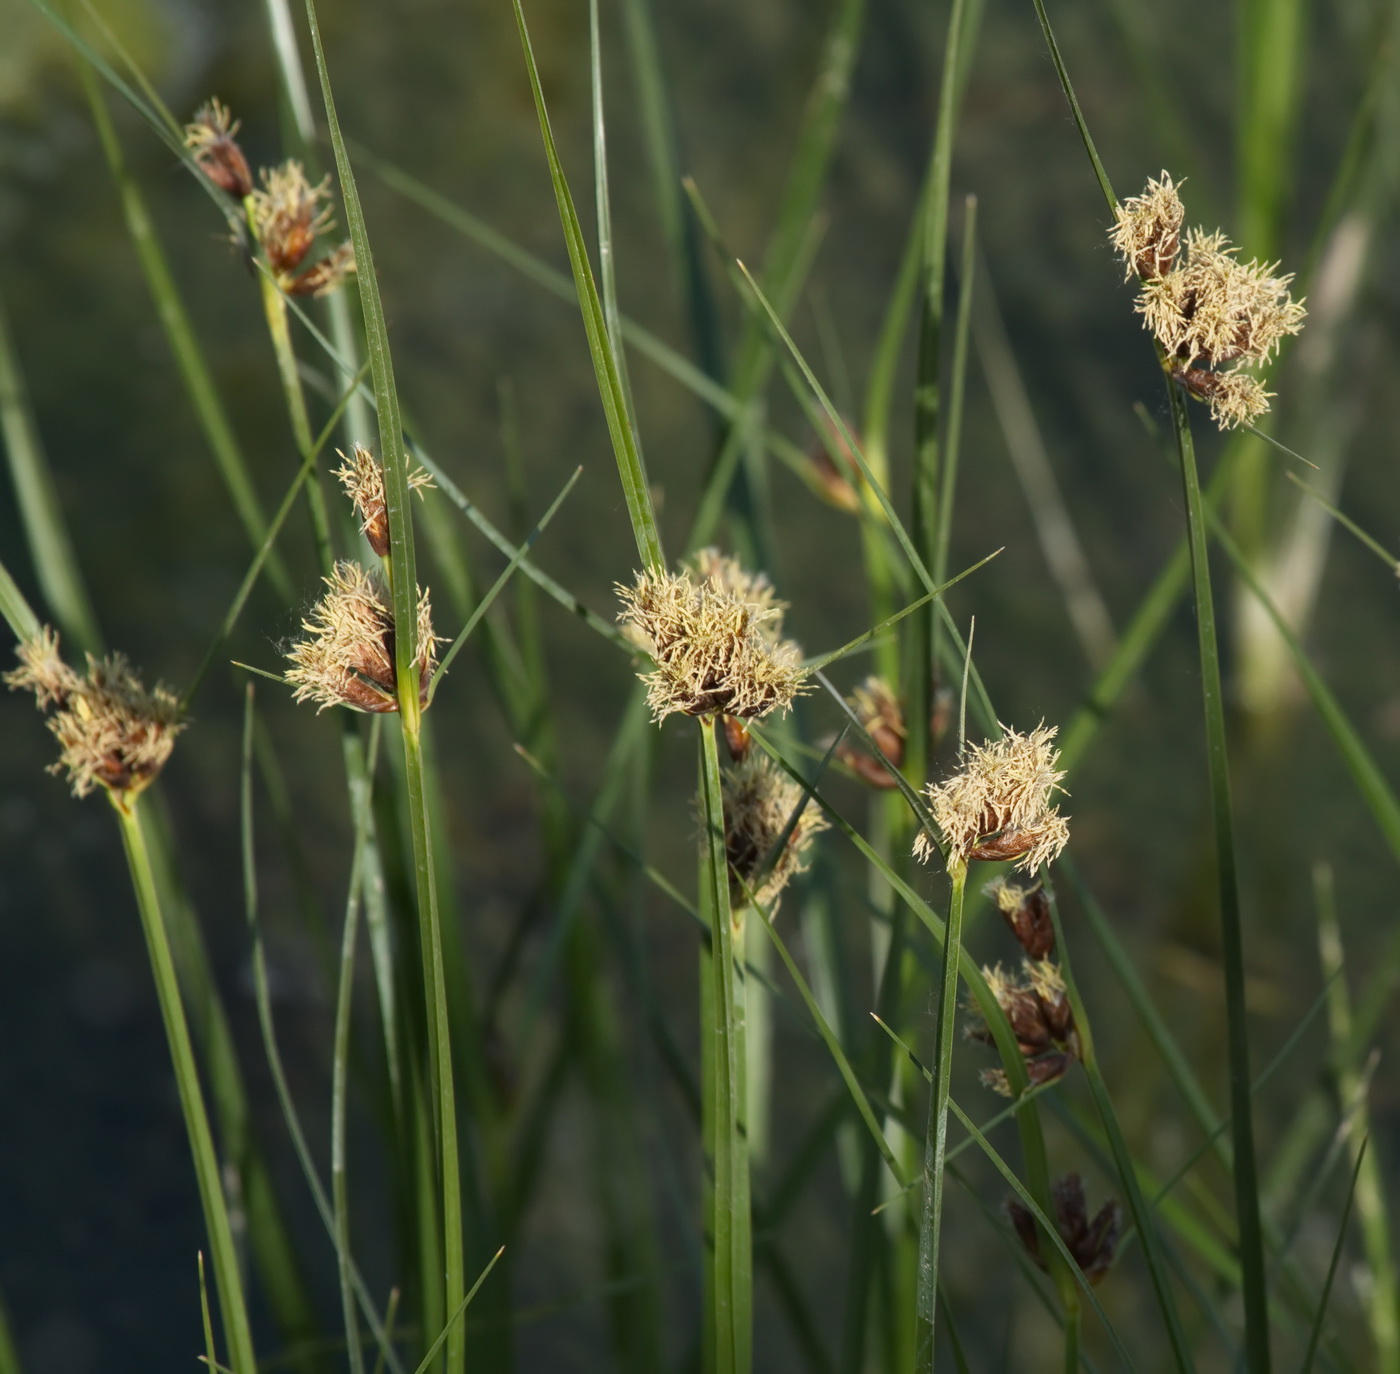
(1061, 1296), (1081, 1374)
(914, 857), (966, 1371)
(402, 724), (466, 1374)
(115, 796), (257, 1374)
(698, 716), (751, 1374)
(1168, 378), (1270, 1372)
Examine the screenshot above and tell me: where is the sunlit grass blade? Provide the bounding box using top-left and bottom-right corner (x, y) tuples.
(509, 0), (662, 572)
(0, 554), (42, 643)
(0, 279), (101, 652)
(429, 466), (582, 700)
(409, 1249), (506, 1374)
(1285, 471), (1399, 569)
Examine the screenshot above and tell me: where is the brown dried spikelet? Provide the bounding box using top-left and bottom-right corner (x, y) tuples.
(617, 562), (806, 723)
(1006, 1175), (1122, 1284)
(969, 958), (1079, 1095)
(6, 628), (184, 805)
(334, 444), (434, 557)
(914, 724), (1069, 873)
(284, 561), (438, 713)
(720, 753), (828, 916)
(1109, 170), (1185, 282)
(836, 675), (906, 788)
(183, 98), (253, 198)
(985, 876), (1055, 960)
(249, 162), (356, 296)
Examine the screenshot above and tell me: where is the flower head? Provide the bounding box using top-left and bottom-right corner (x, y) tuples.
(914, 724), (1068, 873)
(617, 560), (806, 723)
(1109, 170), (1184, 282)
(1006, 1175), (1122, 1285)
(249, 161), (356, 296)
(284, 561), (438, 713)
(720, 753), (828, 916)
(6, 628), (184, 804)
(1112, 175), (1305, 430)
(183, 98), (253, 198)
(969, 958), (1079, 1095)
(334, 444), (434, 558)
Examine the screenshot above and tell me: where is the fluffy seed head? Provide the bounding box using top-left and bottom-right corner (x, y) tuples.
(249, 162), (356, 295)
(284, 561), (438, 713)
(1174, 365), (1273, 431)
(1109, 170), (1184, 281)
(334, 444), (434, 557)
(720, 753), (828, 916)
(183, 98), (253, 198)
(6, 628), (184, 804)
(914, 724), (1069, 873)
(617, 562), (806, 722)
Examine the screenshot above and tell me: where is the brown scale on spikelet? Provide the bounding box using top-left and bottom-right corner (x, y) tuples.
(249, 161), (356, 297)
(720, 753), (828, 916)
(6, 628), (184, 805)
(913, 724), (1068, 873)
(1006, 1174), (1122, 1284)
(284, 561), (438, 713)
(334, 444), (434, 558)
(985, 875), (1055, 960)
(1111, 174), (1305, 430)
(617, 559), (806, 723)
(183, 98), (253, 198)
(969, 958), (1080, 1096)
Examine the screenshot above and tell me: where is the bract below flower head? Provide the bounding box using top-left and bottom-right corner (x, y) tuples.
(914, 723), (1069, 873)
(617, 562), (806, 723)
(720, 753), (828, 916)
(6, 628), (184, 804)
(284, 561), (438, 714)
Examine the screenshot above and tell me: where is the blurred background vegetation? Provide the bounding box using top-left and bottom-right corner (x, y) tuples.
(2, 0), (1399, 1368)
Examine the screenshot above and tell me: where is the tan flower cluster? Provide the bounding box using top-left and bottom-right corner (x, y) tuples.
(913, 724), (1068, 873)
(969, 958), (1080, 1096)
(1006, 1175), (1122, 1285)
(184, 99), (356, 297)
(1111, 173), (1305, 429)
(249, 162), (356, 297)
(720, 753), (828, 916)
(834, 675), (906, 789)
(6, 628), (184, 804)
(284, 561), (438, 713)
(617, 559), (806, 723)
(183, 98), (253, 198)
(334, 444), (434, 559)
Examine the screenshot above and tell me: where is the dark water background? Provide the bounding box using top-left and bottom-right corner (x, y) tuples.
(2, 0), (1399, 1368)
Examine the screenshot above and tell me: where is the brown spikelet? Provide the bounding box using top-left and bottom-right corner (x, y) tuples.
(249, 161), (356, 295)
(183, 98), (253, 198)
(334, 445), (434, 557)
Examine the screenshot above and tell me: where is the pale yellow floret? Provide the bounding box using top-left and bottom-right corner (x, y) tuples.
(914, 723), (1069, 873)
(1108, 170), (1184, 281)
(284, 560), (438, 714)
(617, 563), (807, 722)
